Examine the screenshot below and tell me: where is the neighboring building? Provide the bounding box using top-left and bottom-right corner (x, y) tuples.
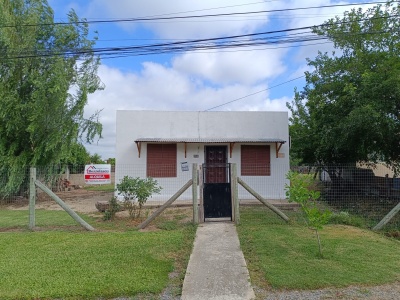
(115, 110), (289, 202)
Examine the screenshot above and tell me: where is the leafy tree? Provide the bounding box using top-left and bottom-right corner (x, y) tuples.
(63, 142), (91, 173)
(0, 0), (103, 196)
(68, 143), (91, 164)
(106, 158), (116, 166)
(288, 1), (400, 173)
(89, 153), (105, 164)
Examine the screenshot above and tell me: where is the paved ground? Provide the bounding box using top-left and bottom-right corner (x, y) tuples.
(181, 222), (255, 300)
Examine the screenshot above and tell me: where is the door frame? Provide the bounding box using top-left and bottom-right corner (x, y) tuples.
(203, 145), (232, 220)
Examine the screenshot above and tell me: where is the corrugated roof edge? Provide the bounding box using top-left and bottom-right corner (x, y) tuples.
(134, 138), (286, 143)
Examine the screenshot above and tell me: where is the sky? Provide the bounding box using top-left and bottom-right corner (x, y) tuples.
(48, 0), (378, 160)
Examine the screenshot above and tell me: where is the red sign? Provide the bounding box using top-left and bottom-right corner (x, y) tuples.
(84, 174), (111, 179)
(84, 164), (112, 184)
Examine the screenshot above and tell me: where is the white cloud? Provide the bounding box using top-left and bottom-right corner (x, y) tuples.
(83, 63), (290, 158)
(271, 0), (375, 64)
(86, 0), (273, 39)
(245, 96), (292, 112)
(290, 63), (312, 79)
(63, 0), (376, 159)
(172, 47), (287, 85)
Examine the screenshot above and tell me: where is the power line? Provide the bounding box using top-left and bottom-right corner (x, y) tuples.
(1, 25), (393, 60)
(125, 1), (279, 18)
(0, 7), (397, 61)
(204, 75), (306, 111)
(0, 1), (388, 28)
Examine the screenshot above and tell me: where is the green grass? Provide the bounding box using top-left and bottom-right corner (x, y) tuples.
(237, 206), (400, 291)
(0, 210), (98, 229)
(0, 210), (196, 299)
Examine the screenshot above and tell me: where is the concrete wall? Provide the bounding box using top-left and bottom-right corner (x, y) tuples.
(116, 111), (290, 200)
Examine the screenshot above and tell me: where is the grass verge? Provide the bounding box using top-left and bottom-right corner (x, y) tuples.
(237, 206), (400, 291)
(0, 209), (196, 299)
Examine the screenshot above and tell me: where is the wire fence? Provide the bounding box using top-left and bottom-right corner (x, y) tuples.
(300, 164), (400, 230)
(0, 163), (399, 231)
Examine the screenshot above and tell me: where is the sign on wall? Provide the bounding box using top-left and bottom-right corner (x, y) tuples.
(181, 162), (189, 172)
(84, 164), (111, 184)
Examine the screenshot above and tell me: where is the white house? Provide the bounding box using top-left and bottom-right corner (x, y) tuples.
(115, 111), (289, 203)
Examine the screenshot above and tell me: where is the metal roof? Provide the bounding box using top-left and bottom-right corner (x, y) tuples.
(135, 138), (286, 143)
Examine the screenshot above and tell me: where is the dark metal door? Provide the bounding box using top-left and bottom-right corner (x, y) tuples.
(205, 146), (227, 183)
(203, 146), (232, 220)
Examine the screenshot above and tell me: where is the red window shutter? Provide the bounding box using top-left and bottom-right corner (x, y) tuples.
(241, 145), (270, 176)
(147, 144), (177, 177)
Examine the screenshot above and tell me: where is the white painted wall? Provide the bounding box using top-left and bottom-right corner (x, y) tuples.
(115, 111), (289, 201)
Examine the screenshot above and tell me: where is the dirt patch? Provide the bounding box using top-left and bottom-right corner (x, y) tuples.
(7, 188), (114, 214)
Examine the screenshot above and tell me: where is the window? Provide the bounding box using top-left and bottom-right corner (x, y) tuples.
(147, 144), (177, 177)
(241, 145), (270, 176)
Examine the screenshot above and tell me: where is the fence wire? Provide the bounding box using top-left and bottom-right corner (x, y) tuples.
(0, 163), (399, 231)
(288, 164), (400, 230)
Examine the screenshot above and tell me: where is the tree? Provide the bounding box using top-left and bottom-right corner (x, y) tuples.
(288, 1), (400, 173)
(66, 143), (91, 165)
(285, 171), (331, 258)
(89, 153), (105, 164)
(63, 142), (91, 174)
(106, 158), (116, 166)
(0, 0), (103, 196)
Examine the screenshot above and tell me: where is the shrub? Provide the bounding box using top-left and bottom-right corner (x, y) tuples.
(103, 197), (121, 221)
(116, 176), (162, 219)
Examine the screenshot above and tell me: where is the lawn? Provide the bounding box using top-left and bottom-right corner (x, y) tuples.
(237, 206), (400, 291)
(0, 209), (196, 299)
(3, 205), (400, 299)
(0, 210), (94, 229)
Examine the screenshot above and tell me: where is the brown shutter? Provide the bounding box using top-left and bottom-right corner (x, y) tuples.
(241, 145), (270, 176)
(147, 144), (177, 177)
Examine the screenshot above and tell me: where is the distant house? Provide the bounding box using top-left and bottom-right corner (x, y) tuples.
(115, 111), (289, 202)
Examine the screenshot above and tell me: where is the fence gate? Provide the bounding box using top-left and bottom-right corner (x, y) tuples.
(202, 162), (232, 220)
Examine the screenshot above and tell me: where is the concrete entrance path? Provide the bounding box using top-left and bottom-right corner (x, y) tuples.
(181, 222), (255, 300)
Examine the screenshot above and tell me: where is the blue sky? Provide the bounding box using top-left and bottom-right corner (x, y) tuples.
(48, 0), (376, 159)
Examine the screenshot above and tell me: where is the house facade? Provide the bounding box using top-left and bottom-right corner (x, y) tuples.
(115, 110), (289, 201)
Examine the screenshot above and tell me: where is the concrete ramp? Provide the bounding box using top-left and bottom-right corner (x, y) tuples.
(181, 222), (255, 300)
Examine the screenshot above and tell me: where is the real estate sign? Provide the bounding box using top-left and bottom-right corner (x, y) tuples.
(84, 164), (111, 184)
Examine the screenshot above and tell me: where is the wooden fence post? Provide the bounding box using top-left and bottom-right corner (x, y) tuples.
(237, 177), (289, 223)
(65, 165), (70, 181)
(34, 180), (95, 231)
(29, 167), (36, 230)
(192, 163), (198, 224)
(138, 179), (193, 229)
(199, 164), (204, 223)
(230, 163), (239, 224)
(373, 201), (400, 230)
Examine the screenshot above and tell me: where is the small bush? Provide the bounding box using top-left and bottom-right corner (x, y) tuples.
(117, 176), (162, 219)
(103, 197), (121, 221)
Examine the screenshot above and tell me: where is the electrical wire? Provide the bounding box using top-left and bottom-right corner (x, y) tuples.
(204, 75), (306, 111)
(0, 2), (396, 61)
(1, 25), (393, 60)
(0, 1), (389, 28)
